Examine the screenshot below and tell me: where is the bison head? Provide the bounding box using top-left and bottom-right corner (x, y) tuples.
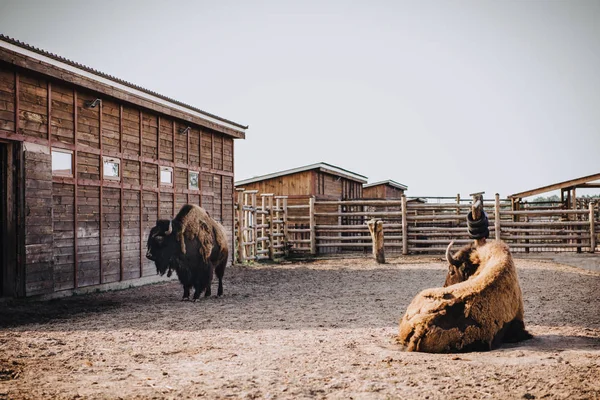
(444, 241), (480, 287)
(146, 219), (181, 276)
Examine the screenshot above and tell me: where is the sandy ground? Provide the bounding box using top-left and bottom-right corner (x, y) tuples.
(0, 254), (599, 400)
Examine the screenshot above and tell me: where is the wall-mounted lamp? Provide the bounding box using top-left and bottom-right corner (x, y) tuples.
(85, 98), (102, 108)
(179, 126), (191, 135)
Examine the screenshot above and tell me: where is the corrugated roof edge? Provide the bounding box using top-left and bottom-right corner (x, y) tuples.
(235, 162), (368, 186)
(0, 33), (248, 130)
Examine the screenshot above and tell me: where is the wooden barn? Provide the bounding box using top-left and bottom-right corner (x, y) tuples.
(234, 162), (367, 200)
(0, 35), (247, 298)
(362, 179), (408, 199)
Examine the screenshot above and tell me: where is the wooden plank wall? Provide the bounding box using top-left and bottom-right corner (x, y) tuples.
(0, 64), (236, 296)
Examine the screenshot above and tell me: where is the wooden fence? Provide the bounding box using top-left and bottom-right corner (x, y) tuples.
(234, 191), (599, 262)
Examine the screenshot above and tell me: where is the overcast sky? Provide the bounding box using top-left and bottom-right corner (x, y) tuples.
(1, 0), (599, 199)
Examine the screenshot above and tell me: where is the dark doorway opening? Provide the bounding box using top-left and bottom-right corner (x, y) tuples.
(0, 140), (20, 297)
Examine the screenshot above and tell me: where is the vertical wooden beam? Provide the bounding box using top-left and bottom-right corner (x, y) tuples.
(589, 202), (596, 253)
(235, 188), (244, 263)
(494, 193), (501, 240)
(401, 194), (408, 255)
(73, 90), (78, 288)
(186, 123), (190, 205)
(251, 192), (257, 260)
(47, 81), (51, 141)
(14, 71), (19, 133)
(139, 110), (144, 278)
(172, 120), (176, 216)
(268, 195), (274, 260)
(198, 129), (202, 207)
(309, 196), (316, 255)
(211, 132), (215, 170)
(282, 196), (288, 256)
(156, 116), (160, 216)
(119, 105), (124, 281)
(99, 100), (103, 284)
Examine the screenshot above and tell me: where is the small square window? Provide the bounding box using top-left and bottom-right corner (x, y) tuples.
(189, 171), (199, 190)
(103, 156), (121, 180)
(52, 149), (73, 176)
(160, 166), (173, 186)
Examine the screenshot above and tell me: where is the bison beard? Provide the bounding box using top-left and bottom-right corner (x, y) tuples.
(146, 204), (229, 301)
(398, 240), (532, 353)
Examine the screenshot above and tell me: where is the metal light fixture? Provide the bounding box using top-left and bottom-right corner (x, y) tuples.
(179, 126), (191, 135)
(85, 98), (102, 108)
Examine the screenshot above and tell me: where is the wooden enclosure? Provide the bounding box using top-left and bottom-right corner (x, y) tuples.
(0, 36), (246, 297)
(234, 193), (599, 260)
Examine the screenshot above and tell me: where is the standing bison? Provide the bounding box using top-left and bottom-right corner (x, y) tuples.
(146, 204), (228, 300)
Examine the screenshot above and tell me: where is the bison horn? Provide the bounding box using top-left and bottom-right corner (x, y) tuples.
(165, 220), (173, 235)
(446, 241), (459, 266)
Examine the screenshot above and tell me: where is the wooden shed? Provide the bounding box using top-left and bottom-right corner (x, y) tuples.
(0, 35), (247, 298)
(234, 162), (367, 200)
(362, 179), (408, 200)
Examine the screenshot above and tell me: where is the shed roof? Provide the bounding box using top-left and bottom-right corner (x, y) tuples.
(235, 162), (368, 186)
(363, 179), (408, 191)
(508, 172), (600, 199)
(0, 34), (247, 137)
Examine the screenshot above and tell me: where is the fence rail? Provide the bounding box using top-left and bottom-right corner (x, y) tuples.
(234, 191), (599, 262)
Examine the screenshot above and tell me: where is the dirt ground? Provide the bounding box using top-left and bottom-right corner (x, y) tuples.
(0, 254), (599, 399)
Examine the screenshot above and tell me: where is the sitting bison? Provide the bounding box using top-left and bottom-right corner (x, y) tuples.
(398, 240), (531, 352)
(146, 204), (228, 300)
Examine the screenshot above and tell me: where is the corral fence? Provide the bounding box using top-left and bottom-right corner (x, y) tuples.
(234, 190), (599, 262)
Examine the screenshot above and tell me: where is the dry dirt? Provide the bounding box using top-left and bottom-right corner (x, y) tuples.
(0, 255), (599, 399)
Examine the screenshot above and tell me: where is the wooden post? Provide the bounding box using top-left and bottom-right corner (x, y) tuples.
(282, 196), (289, 256)
(367, 218), (385, 263)
(401, 194), (408, 255)
(309, 196), (316, 255)
(494, 193), (501, 241)
(251, 191), (258, 260)
(590, 202), (596, 253)
(268, 195), (275, 260)
(236, 188), (244, 263)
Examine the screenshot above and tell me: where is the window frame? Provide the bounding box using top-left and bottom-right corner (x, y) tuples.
(102, 156), (121, 181)
(188, 170), (200, 191)
(160, 166), (174, 187)
(51, 148), (74, 177)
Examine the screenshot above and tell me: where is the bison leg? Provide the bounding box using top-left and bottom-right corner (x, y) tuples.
(182, 285), (192, 301)
(215, 261), (225, 297)
(205, 265), (215, 297)
(193, 283), (204, 301)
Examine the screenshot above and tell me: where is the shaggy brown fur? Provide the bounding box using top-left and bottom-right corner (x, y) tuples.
(398, 240), (531, 353)
(146, 204), (229, 300)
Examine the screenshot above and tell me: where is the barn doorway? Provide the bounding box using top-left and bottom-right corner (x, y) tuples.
(0, 140), (20, 297)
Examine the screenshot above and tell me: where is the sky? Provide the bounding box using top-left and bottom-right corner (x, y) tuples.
(1, 0), (599, 199)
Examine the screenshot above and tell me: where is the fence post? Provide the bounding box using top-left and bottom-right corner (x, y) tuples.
(401, 194), (408, 255)
(282, 196), (289, 256)
(367, 218), (385, 263)
(251, 192), (258, 260)
(494, 193), (501, 241)
(268, 194), (275, 260)
(236, 188), (244, 263)
(590, 202), (596, 253)
(309, 196), (316, 255)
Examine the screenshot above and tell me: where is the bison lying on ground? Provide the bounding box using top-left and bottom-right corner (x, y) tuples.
(398, 240), (531, 352)
(146, 204), (228, 300)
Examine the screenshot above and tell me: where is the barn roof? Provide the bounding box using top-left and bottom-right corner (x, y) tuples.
(0, 34), (248, 137)
(508, 172), (600, 199)
(235, 162), (368, 186)
(363, 179), (408, 191)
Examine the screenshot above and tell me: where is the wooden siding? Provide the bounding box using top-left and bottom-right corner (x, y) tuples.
(363, 184), (404, 200)
(0, 62), (237, 297)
